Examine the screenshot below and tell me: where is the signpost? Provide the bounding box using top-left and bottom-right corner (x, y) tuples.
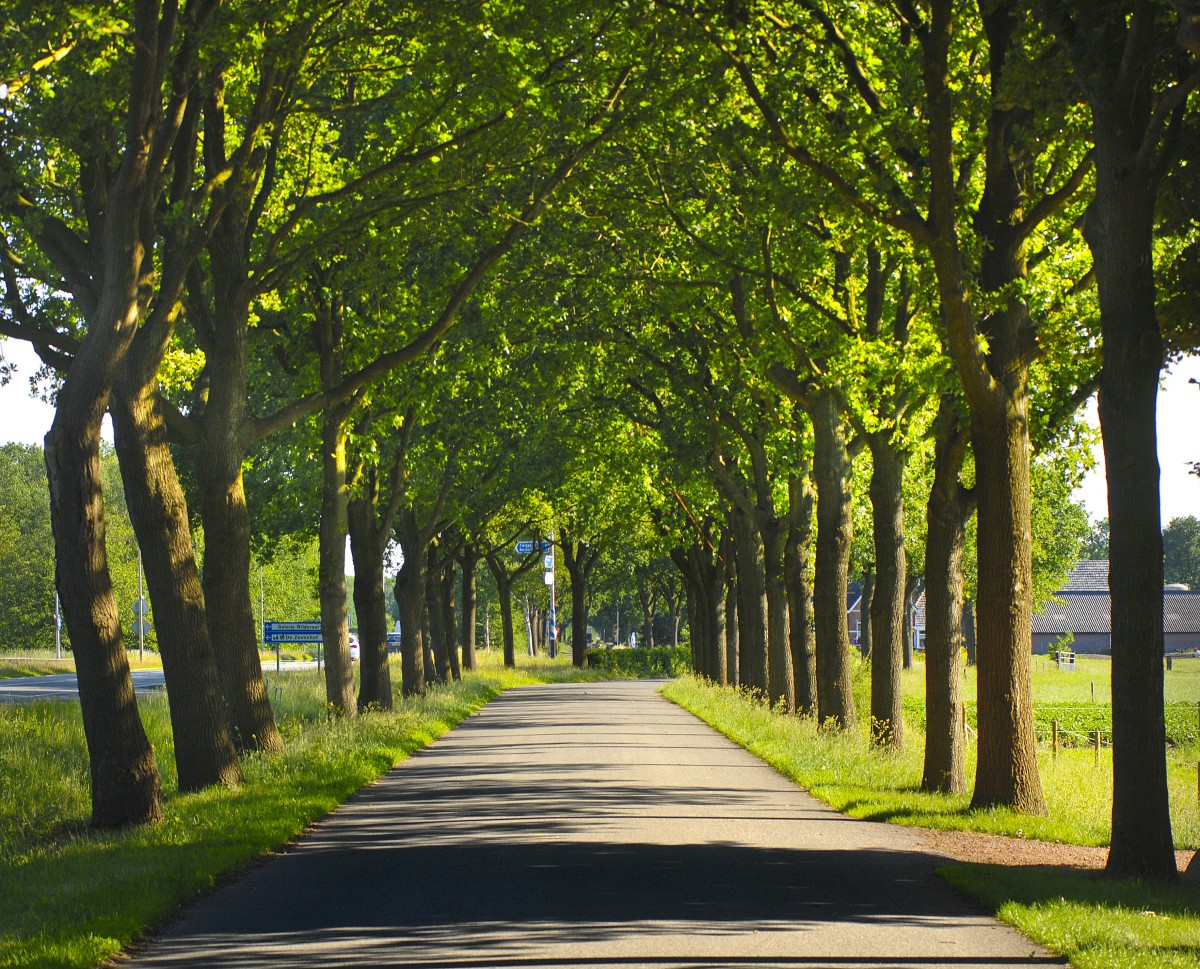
(264, 621), (324, 672)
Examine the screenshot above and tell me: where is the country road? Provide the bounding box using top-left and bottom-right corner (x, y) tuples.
(120, 680), (1058, 969)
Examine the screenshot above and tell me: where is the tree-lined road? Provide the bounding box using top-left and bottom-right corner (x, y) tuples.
(124, 681), (1056, 968)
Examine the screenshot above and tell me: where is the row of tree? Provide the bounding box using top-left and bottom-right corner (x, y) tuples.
(0, 0), (1196, 884)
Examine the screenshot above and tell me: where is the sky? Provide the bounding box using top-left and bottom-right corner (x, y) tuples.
(3, 337), (1200, 527)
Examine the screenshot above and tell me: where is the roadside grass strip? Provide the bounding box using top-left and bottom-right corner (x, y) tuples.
(661, 674), (1200, 969)
(0, 655), (588, 969)
(942, 866), (1200, 969)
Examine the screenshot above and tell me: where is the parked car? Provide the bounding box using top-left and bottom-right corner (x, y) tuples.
(349, 633), (360, 662)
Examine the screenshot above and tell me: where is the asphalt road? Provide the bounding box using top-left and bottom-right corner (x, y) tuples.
(0, 661), (315, 704)
(119, 680), (1057, 969)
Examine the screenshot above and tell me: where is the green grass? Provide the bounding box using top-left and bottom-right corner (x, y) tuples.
(661, 670), (1200, 969)
(0, 652), (589, 969)
(942, 866), (1200, 969)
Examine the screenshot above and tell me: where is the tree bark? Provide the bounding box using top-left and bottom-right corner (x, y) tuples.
(868, 438), (907, 748)
(110, 380), (242, 790)
(1086, 71), (1176, 878)
(46, 390), (162, 828)
(723, 528), (740, 686)
(394, 514), (427, 696)
(442, 552), (461, 680)
(922, 396), (973, 794)
(424, 547), (449, 683)
(561, 532), (600, 668)
(859, 570), (874, 660)
(785, 474), (817, 715)
(762, 514), (794, 711)
(810, 390), (857, 728)
(731, 510), (769, 695)
(349, 496), (392, 711)
(318, 411), (356, 716)
(458, 544), (479, 672)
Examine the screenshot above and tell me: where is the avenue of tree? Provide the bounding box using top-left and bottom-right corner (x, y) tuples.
(0, 0), (1197, 882)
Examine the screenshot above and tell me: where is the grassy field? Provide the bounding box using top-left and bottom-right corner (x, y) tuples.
(662, 659), (1200, 969)
(0, 652), (589, 969)
(0, 649), (171, 678)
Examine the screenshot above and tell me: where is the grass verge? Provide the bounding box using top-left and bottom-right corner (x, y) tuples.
(0, 653), (585, 969)
(661, 673), (1200, 969)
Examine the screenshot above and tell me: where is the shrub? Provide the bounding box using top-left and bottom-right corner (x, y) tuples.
(585, 644), (690, 677)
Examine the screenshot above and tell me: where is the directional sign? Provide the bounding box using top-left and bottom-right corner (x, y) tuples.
(515, 540), (534, 554)
(132, 597), (150, 618)
(386, 632), (403, 644)
(264, 620), (323, 644)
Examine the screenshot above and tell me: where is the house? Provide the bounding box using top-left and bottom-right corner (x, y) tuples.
(1031, 560), (1200, 654)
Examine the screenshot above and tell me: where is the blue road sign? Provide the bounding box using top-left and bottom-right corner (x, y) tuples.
(515, 541), (534, 554)
(264, 620), (323, 644)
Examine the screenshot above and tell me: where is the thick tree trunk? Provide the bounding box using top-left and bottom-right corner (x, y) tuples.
(46, 394), (162, 828)
(785, 475), (817, 715)
(494, 574), (517, 668)
(458, 545), (479, 672)
(197, 444), (283, 753)
(319, 413), (355, 716)
(110, 381), (242, 790)
(922, 397), (972, 794)
(869, 439), (907, 748)
(348, 497), (392, 711)
(1087, 115), (1175, 878)
(968, 399), (1044, 814)
(810, 390), (857, 728)
(731, 511), (768, 695)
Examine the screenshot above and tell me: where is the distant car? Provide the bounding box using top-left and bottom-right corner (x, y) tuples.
(349, 634), (360, 662)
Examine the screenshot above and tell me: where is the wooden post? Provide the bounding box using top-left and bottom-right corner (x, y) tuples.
(1094, 729), (1101, 766)
(1052, 719), (1058, 760)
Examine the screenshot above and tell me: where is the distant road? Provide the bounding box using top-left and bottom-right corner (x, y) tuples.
(0, 661), (316, 705)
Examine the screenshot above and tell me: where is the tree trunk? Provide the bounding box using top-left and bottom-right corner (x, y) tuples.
(869, 439), (907, 748)
(922, 396), (972, 794)
(762, 516), (793, 711)
(496, 576), (517, 667)
(731, 510), (769, 695)
(442, 554), (460, 681)
(810, 390), (857, 728)
(723, 529), (740, 686)
(458, 545), (478, 672)
(110, 380), (242, 791)
(318, 413), (355, 716)
(46, 387), (163, 827)
(859, 570), (874, 659)
(349, 496), (392, 711)
(429, 544), (451, 681)
(968, 398), (1044, 813)
(1087, 96), (1175, 878)
(785, 475), (817, 715)
(196, 441), (283, 753)
(394, 521), (427, 696)
(561, 534), (598, 668)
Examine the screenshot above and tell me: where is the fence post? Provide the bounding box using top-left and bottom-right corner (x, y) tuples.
(1052, 719), (1058, 760)
(1094, 729), (1101, 766)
